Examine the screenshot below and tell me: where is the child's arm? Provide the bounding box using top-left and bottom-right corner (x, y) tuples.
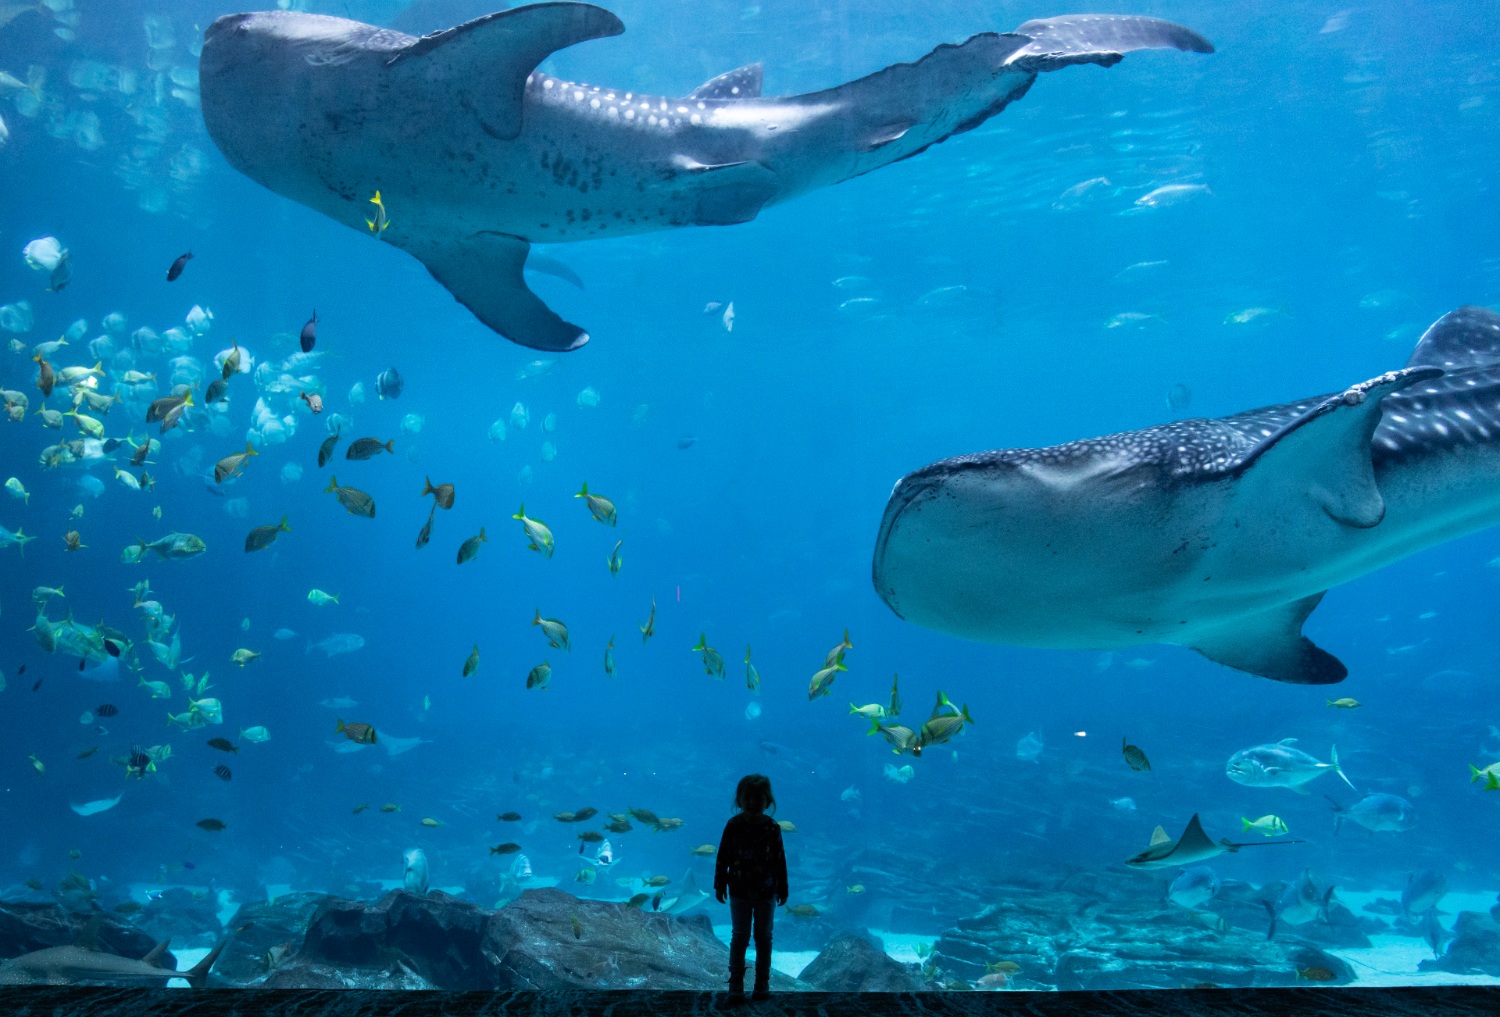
(714, 824), (733, 900)
(772, 826), (789, 904)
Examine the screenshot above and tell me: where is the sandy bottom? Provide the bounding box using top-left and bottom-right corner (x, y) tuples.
(162, 889), (1500, 988)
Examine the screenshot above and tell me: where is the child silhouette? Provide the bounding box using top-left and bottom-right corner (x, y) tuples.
(714, 773), (789, 1001)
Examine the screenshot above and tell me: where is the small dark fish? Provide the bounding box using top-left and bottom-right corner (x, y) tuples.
(205, 378), (230, 405)
(300, 310), (318, 353)
(335, 718), (377, 744)
(497, 812), (522, 822)
(572, 916), (582, 940)
(651, 892), (664, 911)
(416, 506), (434, 549)
(207, 738), (238, 754)
(34, 354), (54, 397)
(1296, 966), (1337, 982)
(422, 476), (455, 509)
(95, 704), (118, 717)
(573, 807), (598, 821)
(196, 818), (226, 831)
(1123, 736), (1151, 772)
(245, 515), (292, 552)
(318, 432), (341, 468)
(577, 831), (604, 843)
(213, 765), (232, 781)
(131, 441), (151, 466)
(18, 664), (25, 675)
(376, 367), (403, 400)
(676, 435), (696, 450)
(325, 476), (376, 518)
(114, 901), (143, 915)
(346, 437), (394, 460)
(32, 678), (42, 691)
(489, 842), (522, 855)
(76, 746), (98, 759)
(78, 660), (86, 672)
(166, 252), (193, 282)
(457, 528), (487, 564)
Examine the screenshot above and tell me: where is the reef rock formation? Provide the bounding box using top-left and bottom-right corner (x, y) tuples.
(799, 931), (925, 991)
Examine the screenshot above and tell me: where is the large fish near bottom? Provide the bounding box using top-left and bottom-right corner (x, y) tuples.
(0, 938), (226, 987)
(873, 306), (1500, 685)
(198, 4), (1211, 350)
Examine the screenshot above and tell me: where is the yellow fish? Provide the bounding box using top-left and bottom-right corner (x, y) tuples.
(366, 190), (390, 236)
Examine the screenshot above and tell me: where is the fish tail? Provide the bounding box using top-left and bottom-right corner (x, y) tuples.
(246, 441), (258, 455)
(513, 504), (525, 520)
(422, 476), (434, 497)
(335, 718), (345, 733)
(278, 515), (290, 532)
(479, 527), (487, 542)
(1330, 744), (1356, 793)
(532, 609), (542, 626)
(1488, 772), (1500, 792)
(183, 937), (229, 988)
(577, 481), (588, 497)
(365, 218), (376, 231)
(325, 476), (338, 494)
(691, 633), (706, 652)
(961, 703), (974, 724)
(844, 628), (853, 648)
(867, 718), (881, 736)
(384, 440), (394, 453)
(1240, 817), (1251, 832)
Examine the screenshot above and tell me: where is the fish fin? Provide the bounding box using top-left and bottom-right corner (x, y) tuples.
(1148, 825), (1170, 847)
(183, 937), (228, 988)
(408, 232), (588, 351)
(391, 3), (625, 140)
(1174, 814), (1218, 857)
(1187, 593), (1346, 684)
(676, 158), (780, 226)
(524, 252), (585, 290)
(1226, 366), (1442, 527)
(687, 62), (764, 100)
(1006, 15), (1214, 72)
(1331, 744), (1356, 793)
(142, 940), (171, 966)
(1405, 305), (1500, 370)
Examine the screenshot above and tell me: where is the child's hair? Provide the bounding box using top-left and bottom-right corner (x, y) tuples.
(733, 773), (776, 815)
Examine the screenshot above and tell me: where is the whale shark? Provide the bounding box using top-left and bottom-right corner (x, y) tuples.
(199, 4), (1211, 350)
(873, 306), (1500, 684)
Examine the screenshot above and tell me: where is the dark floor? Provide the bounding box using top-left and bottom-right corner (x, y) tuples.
(2, 986), (1499, 1017)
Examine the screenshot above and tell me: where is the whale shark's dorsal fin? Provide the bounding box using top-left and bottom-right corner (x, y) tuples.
(1007, 15), (1214, 71)
(1228, 366), (1443, 528)
(1405, 305), (1500, 370)
(1148, 825), (1170, 847)
(688, 63), (763, 100)
(390, 3), (625, 140)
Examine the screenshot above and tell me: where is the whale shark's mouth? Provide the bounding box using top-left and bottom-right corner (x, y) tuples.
(871, 472), (949, 618)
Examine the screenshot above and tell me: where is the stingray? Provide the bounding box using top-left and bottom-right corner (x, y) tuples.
(199, 4), (1211, 350)
(1126, 814), (1301, 870)
(874, 306), (1500, 684)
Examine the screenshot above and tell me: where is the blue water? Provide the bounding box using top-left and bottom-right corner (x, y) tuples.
(1, 0), (1499, 982)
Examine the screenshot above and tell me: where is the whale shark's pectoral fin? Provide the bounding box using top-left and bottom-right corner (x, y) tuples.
(1190, 593), (1347, 685)
(391, 3), (626, 140)
(412, 231), (588, 351)
(1229, 366), (1444, 528)
(525, 252), (585, 290)
(688, 63), (764, 100)
(1008, 15), (1215, 71)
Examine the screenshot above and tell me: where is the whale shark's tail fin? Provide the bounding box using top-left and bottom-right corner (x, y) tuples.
(774, 16), (1212, 203)
(1007, 15), (1214, 72)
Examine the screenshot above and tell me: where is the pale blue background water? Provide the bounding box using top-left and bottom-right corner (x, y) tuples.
(1, 0), (1498, 960)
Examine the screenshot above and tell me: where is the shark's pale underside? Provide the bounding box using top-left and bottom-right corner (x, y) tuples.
(198, 4), (1212, 350)
(872, 306), (1500, 684)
